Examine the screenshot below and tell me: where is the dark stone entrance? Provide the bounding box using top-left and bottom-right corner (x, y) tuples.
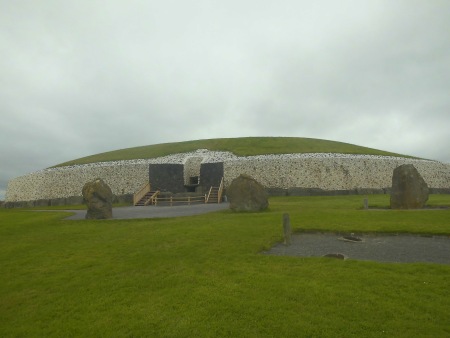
(148, 162), (224, 194)
(185, 176), (200, 192)
(149, 164), (184, 193)
(200, 162), (224, 192)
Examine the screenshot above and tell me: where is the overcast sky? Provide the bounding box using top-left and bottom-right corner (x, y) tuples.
(1, 0), (449, 200)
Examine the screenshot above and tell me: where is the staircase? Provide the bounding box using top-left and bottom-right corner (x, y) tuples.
(135, 190), (159, 206)
(205, 177), (224, 204)
(205, 186), (220, 203)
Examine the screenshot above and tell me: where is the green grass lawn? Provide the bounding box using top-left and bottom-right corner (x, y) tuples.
(1, 195), (449, 337)
(54, 137), (415, 167)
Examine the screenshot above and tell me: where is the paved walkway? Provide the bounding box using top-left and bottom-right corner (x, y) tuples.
(64, 203), (230, 220)
(264, 232), (450, 265)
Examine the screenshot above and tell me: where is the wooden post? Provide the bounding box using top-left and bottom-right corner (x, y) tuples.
(170, 196), (173, 207)
(188, 196), (191, 205)
(283, 213), (292, 246)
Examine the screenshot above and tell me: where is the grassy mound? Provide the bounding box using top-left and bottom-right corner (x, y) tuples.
(54, 137), (414, 167)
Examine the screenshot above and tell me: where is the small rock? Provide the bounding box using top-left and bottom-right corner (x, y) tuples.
(339, 235), (363, 242)
(323, 253), (347, 260)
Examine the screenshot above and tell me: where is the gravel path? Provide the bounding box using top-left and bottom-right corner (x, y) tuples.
(64, 203), (230, 220)
(264, 232), (450, 265)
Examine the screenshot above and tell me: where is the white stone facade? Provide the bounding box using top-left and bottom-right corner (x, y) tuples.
(5, 150), (450, 202)
(223, 155), (450, 190)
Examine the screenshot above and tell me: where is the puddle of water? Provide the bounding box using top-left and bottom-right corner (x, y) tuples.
(264, 233), (450, 264)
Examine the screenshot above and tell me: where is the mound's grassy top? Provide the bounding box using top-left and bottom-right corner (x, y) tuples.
(54, 137), (414, 167)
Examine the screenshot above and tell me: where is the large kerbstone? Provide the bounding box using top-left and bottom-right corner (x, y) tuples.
(390, 164), (429, 209)
(227, 174), (269, 212)
(82, 178), (113, 219)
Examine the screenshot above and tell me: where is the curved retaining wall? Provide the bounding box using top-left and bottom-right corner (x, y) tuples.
(224, 154), (450, 191)
(5, 162), (150, 206)
(5, 150), (450, 206)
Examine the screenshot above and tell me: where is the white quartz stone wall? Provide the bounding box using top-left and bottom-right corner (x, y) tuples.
(5, 151), (450, 202)
(223, 155), (450, 190)
(5, 150), (236, 202)
(6, 162), (150, 202)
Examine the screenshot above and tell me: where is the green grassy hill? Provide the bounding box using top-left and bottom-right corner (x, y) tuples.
(54, 137), (414, 167)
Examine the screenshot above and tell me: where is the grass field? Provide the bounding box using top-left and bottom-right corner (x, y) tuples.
(1, 195), (449, 337)
(54, 137), (415, 167)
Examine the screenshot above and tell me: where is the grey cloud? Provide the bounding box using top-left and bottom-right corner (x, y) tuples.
(1, 0), (450, 200)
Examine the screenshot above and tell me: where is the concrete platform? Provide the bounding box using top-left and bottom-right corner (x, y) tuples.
(63, 203), (230, 220)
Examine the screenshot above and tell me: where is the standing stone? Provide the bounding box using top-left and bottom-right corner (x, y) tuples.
(390, 164), (429, 209)
(82, 178), (113, 219)
(227, 174), (269, 212)
(283, 213), (292, 246)
(363, 198), (368, 210)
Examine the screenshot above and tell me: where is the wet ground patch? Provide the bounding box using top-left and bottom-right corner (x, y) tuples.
(264, 232), (450, 264)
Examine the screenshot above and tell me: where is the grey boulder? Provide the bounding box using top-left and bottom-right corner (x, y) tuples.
(227, 174), (269, 212)
(82, 178), (113, 219)
(390, 164), (429, 209)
